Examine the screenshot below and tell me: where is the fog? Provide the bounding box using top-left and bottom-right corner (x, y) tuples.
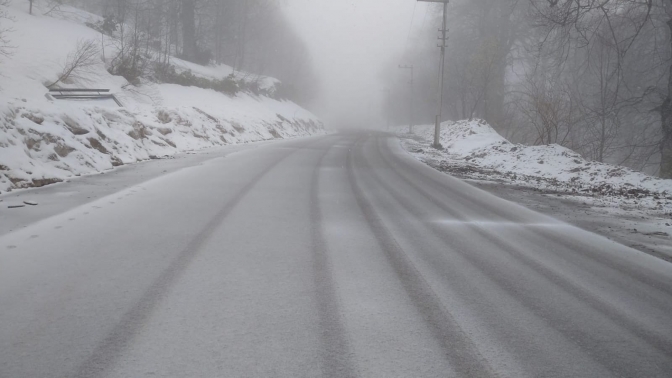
(284, 0), (423, 129)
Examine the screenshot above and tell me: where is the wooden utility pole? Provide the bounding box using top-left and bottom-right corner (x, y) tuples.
(399, 65), (415, 134)
(418, 0), (449, 148)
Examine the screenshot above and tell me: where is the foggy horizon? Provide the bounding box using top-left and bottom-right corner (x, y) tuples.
(284, 0), (425, 129)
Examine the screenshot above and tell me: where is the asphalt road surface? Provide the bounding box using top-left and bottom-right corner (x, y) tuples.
(1, 133), (671, 377)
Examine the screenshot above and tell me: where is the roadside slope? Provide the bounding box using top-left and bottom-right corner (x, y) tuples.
(0, 1), (323, 194)
(401, 120), (672, 204)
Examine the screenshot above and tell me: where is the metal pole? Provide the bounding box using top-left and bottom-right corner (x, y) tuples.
(434, 1), (448, 148)
(418, 0), (449, 148)
(410, 65), (414, 134)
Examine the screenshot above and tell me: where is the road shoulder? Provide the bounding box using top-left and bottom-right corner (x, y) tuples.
(397, 134), (672, 263)
(0, 139), (296, 236)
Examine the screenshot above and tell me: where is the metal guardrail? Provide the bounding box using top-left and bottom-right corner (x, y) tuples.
(49, 88), (123, 107)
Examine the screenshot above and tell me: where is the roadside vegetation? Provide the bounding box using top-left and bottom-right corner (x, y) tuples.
(385, 0), (672, 178)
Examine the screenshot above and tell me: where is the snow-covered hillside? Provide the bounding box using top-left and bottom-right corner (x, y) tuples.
(0, 1), (323, 193)
(401, 120), (672, 197)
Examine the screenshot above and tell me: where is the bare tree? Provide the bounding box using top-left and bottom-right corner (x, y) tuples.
(181, 0), (196, 61)
(517, 70), (577, 146)
(48, 39), (101, 88)
(528, 0), (666, 170)
(656, 0), (672, 177)
(382, 0), (671, 176)
(0, 0), (12, 60)
(46, 0), (318, 104)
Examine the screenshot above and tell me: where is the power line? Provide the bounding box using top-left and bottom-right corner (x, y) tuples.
(419, 3), (431, 35)
(403, 2), (418, 56)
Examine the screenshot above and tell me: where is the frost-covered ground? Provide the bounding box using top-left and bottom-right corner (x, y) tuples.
(402, 120), (672, 197)
(0, 1), (324, 193)
(398, 120), (672, 261)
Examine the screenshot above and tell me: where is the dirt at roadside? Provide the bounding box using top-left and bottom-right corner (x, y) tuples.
(468, 179), (672, 263)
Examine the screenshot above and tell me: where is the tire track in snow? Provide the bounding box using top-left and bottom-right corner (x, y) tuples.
(72, 137), (330, 378)
(381, 138), (672, 297)
(378, 136), (672, 308)
(309, 136), (359, 378)
(345, 137), (495, 378)
(367, 135), (672, 377)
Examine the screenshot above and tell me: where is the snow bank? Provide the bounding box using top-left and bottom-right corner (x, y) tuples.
(0, 1), (323, 193)
(403, 120), (672, 197)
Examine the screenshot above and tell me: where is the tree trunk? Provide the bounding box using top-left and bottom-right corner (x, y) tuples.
(181, 0), (197, 62)
(660, 99), (672, 178)
(660, 95), (672, 177)
(659, 16), (672, 178)
(234, 0), (250, 71)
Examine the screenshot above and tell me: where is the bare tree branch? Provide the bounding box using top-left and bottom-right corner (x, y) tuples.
(48, 39), (101, 88)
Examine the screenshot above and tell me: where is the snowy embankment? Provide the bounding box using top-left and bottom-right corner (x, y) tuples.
(401, 120), (672, 200)
(0, 2), (323, 193)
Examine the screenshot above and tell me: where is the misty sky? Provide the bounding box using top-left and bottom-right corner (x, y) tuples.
(284, 0), (428, 128)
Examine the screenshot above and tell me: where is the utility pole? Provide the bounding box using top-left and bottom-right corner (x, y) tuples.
(398, 64), (414, 134)
(418, 0), (449, 148)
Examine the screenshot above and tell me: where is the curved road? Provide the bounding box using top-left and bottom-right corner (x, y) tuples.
(1, 133), (671, 377)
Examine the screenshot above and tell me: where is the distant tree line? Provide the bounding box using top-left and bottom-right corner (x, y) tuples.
(386, 0), (672, 178)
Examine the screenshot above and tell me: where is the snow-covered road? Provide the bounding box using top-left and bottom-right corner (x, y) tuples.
(1, 133), (671, 377)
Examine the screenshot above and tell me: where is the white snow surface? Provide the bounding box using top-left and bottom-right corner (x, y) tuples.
(0, 1), (323, 193)
(402, 120), (672, 197)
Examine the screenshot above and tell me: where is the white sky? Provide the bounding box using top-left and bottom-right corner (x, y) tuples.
(284, 0), (427, 128)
